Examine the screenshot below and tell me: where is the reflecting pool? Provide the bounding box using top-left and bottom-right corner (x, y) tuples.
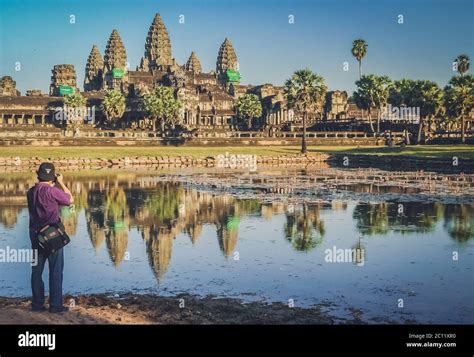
(0, 171), (472, 323)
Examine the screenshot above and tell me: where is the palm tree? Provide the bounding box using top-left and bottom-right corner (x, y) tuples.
(412, 80), (444, 143)
(143, 86), (182, 134)
(444, 75), (474, 143)
(284, 69), (327, 154)
(389, 79), (416, 107)
(351, 39), (368, 79)
(353, 75), (392, 133)
(390, 80), (444, 143)
(63, 93), (86, 132)
(101, 90), (126, 128)
(235, 93), (263, 129)
(389, 79), (416, 139)
(454, 54), (470, 76)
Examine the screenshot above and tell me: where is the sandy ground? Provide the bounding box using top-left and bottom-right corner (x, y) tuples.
(0, 294), (352, 325)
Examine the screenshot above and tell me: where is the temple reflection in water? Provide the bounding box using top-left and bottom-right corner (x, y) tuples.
(0, 172), (472, 280)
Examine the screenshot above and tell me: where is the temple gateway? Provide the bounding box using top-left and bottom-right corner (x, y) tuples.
(0, 13), (361, 135)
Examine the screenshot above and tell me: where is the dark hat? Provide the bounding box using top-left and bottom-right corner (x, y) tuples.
(37, 162), (56, 181)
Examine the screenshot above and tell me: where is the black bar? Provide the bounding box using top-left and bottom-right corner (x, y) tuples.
(0, 324), (472, 355)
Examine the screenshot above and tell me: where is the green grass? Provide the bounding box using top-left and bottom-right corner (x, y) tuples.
(0, 146), (301, 159)
(0, 145), (472, 160)
(316, 145), (474, 159)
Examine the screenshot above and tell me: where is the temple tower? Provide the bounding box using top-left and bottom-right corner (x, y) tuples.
(324, 91), (349, 120)
(0, 76), (20, 96)
(185, 51), (202, 73)
(103, 29), (127, 91)
(49, 64), (78, 96)
(142, 13), (173, 72)
(84, 45), (104, 92)
(216, 38), (240, 89)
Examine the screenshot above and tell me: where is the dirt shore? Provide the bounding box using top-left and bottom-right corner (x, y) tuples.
(0, 294), (356, 325)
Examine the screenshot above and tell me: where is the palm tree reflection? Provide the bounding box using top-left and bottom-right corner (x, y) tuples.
(444, 204), (474, 243)
(284, 203), (325, 251)
(353, 202), (390, 236)
(0, 206), (22, 229)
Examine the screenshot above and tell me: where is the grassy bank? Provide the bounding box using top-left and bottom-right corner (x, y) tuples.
(320, 145), (474, 159)
(0, 145), (472, 160)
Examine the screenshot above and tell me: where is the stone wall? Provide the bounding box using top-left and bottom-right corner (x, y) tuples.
(0, 136), (384, 146)
(0, 127), (387, 146)
(0, 153), (330, 170)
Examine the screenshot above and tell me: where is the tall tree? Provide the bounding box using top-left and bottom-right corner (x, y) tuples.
(102, 90), (126, 128)
(63, 93), (86, 132)
(235, 93), (263, 129)
(143, 86), (182, 134)
(412, 80), (444, 143)
(284, 69), (327, 154)
(353, 75), (392, 133)
(389, 80), (444, 143)
(454, 54), (470, 77)
(351, 39), (368, 79)
(444, 75), (474, 143)
(388, 79), (417, 142)
(389, 79), (416, 108)
(63, 92), (86, 108)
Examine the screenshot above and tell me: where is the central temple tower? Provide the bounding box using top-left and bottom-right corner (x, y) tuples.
(139, 13), (173, 72)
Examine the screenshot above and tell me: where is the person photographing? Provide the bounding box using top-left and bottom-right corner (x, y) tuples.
(27, 162), (74, 313)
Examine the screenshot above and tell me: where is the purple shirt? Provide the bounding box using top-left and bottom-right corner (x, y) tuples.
(27, 183), (71, 233)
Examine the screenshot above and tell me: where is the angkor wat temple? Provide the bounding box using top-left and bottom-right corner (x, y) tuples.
(0, 13), (364, 134)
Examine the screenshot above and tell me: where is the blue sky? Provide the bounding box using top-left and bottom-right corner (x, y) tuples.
(0, 0), (472, 94)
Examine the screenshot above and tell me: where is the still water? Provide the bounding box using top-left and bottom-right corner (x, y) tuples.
(0, 171), (472, 323)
